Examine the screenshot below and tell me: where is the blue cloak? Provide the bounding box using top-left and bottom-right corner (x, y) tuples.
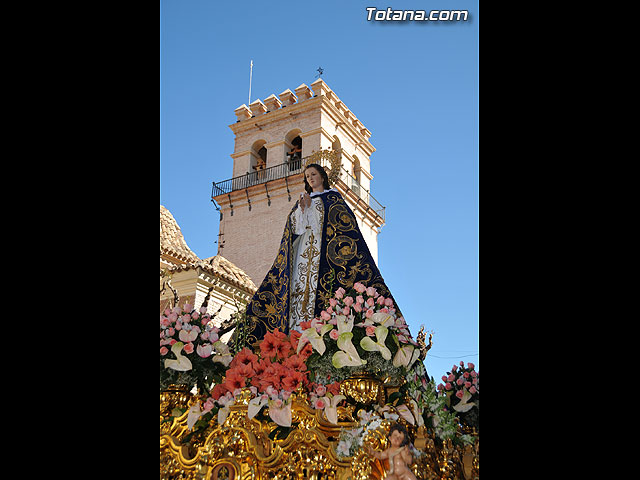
(239, 190), (400, 346)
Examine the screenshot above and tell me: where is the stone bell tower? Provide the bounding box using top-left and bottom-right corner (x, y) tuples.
(211, 78), (385, 286)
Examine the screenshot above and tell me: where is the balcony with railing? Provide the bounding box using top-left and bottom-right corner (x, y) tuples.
(211, 156), (385, 222)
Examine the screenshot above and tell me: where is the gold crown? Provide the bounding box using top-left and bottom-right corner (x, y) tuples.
(303, 148), (342, 186)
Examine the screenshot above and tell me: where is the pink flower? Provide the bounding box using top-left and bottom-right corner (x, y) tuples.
(344, 296), (354, 306)
(161, 317), (171, 327)
(444, 383), (452, 390)
(464, 381), (472, 389)
(469, 386), (477, 394)
(183, 342), (194, 354)
(160, 347), (168, 356)
(456, 390), (464, 399)
(384, 298), (394, 307)
(376, 296), (386, 305)
(467, 362), (475, 370)
(329, 298), (338, 308)
(342, 306), (351, 316)
(320, 310), (331, 321)
(460, 361), (465, 367)
(354, 282), (366, 293)
(441, 375), (448, 382)
(456, 378), (464, 386)
(365, 309), (374, 318)
(366, 297), (375, 307)
(335, 287), (346, 299)
(365, 326), (376, 336)
(183, 303), (193, 312)
(437, 383), (444, 391)
(329, 329), (339, 340)
(451, 365), (458, 372)
(272, 398), (284, 409)
(353, 303), (362, 313)
(314, 398), (326, 409)
(463, 372), (470, 379)
(366, 286), (377, 297)
(470, 370), (478, 378)
(356, 295), (365, 304)
(447, 374), (455, 382)
(315, 385), (327, 397)
(326, 306), (334, 314)
(380, 307), (389, 313)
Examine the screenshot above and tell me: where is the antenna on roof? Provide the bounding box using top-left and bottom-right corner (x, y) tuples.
(248, 60), (254, 105)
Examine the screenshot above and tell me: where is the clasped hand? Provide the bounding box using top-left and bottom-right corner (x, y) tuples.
(300, 192), (311, 212)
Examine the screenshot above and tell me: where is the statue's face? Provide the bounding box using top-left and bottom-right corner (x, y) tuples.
(305, 167), (323, 191)
(390, 429), (405, 448)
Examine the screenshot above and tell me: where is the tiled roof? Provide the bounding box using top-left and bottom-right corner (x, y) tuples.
(160, 205), (256, 293)
(160, 205), (200, 263)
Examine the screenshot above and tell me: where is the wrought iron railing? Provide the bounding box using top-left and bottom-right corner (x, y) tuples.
(211, 156), (385, 221)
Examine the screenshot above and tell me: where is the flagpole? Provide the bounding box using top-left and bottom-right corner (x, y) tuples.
(248, 60), (253, 106)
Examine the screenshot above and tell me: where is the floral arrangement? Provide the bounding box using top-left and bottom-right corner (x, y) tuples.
(299, 283), (422, 387)
(160, 303), (231, 393)
(437, 361), (479, 430)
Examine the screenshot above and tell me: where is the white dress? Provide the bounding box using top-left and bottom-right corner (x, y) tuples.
(288, 189), (336, 332)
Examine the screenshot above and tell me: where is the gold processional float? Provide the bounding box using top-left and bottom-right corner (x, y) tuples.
(160, 270), (479, 480)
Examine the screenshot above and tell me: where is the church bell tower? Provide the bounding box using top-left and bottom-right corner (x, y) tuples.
(211, 78), (385, 286)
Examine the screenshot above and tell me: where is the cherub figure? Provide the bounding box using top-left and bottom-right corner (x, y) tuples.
(366, 423), (417, 480)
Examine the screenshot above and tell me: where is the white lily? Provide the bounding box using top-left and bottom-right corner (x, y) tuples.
(247, 395), (269, 420)
(396, 403), (415, 425)
(360, 325), (392, 360)
(371, 311), (395, 327)
(186, 402), (203, 430)
(453, 388), (476, 413)
(332, 332), (367, 368)
(335, 314), (354, 334)
(297, 324), (334, 355)
(392, 344), (421, 369)
(321, 394), (346, 424)
(178, 328), (198, 343)
(211, 340), (233, 367)
(409, 399), (424, 427)
(268, 399), (292, 427)
(164, 342), (193, 371)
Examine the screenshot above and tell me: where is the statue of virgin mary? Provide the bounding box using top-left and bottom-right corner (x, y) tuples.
(237, 151), (401, 347)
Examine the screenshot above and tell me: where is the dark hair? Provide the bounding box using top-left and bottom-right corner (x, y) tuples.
(303, 163), (331, 194)
(389, 423), (411, 447)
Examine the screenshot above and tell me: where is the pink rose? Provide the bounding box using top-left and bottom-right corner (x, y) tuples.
(376, 296), (386, 305)
(469, 386), (477, 394)
(329, 329), (339, 340)
(326, 306), (334, 314)
(442, 375), (448, 382)
(314, 398), (326, 409)
(456, 390), (464, 399)
(366, 297), (375, 307)
(467, 362), (475, 370)
(444, 383), (452, 390)
(161, 317), (171, 327)
(470, 371), (478, 378)
(160, 347), (168, 356)
(447, 374), (455, 382)
(365, 326), (376, 336)
(456, 378), (464, 386)
(342, 306), (351, 315)
(366, 286), (377, 297)
(384, 298), (394, 307)
(464, 381), (472, 389)
(451, 365), (458, 372)
(365, 309), (374, 318)
(380, 307), (389, 313)
(183, 342), (194, 354)
(463, 372), (470, 379)
(321, 310), (331, 321)
(437, 383), (444, 391)
(315, 385), (327, 397)
(329, 298), (338, 307)
(273, 398), (284, 409)
(460, 361), (465, 367)
(354, 282), (366, 293)
(356, 295), (365, 304)
(335, 287), (346, 299)
(353, 304), (362, 313)
(183, 303), (193, 312)
(344, 296), (354, 306)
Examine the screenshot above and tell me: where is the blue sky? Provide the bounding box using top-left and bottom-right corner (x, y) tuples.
(160, 0), (479, 380)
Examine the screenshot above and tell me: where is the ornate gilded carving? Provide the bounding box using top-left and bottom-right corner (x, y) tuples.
(160, 379), (478, 479)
